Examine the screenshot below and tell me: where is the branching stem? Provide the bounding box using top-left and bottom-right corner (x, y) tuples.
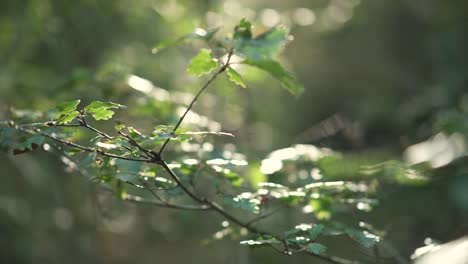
(158, 49), (234, 155)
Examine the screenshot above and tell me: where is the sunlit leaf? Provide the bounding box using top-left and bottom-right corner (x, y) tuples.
(232, 19), (287, 60)
(243, 59), (304, 97)
(187, 49), (218, 76)
(227, 67), (246, 88)
(232, 19), (289, 62)
(249, 163), (267, 189)
(84, 101), (125, 120)
(56, 111), (79, 124)
(56, 100), (81, 115)
(53, 99), (81, 124)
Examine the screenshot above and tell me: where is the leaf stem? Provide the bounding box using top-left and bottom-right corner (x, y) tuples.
(158, 49), (234, 155)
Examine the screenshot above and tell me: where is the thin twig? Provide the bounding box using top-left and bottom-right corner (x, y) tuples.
(158, 49), (234, 155)
(246, 206), (284, 227)
(49, 145), (210, 211)
(123, 194), (211, 210)
(160, 160), (260, 232)
(79, 116), (114, 140)
(138, 178), (163, 201)
(117, 130), (154, 159)
(14, 125), (151, 162)
(124, 180), (179, 191)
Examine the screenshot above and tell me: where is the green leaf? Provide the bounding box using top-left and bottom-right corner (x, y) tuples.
(152, 28), (219, 54)
(287, 236), (311, 245)
(227, 67), (246, 88)
(187, 49), (218, 76)
(56, 100), (81, 115)
(232, 19), (289, 62)
(234, 18), (252, 39)
(309, 224), (325, 240)
(114, 159), (142, 182)
(243, 59), (304, 97)
(53, 99), (81, 124)
(13, 134), (45, 155)
(307, 243), (327, 255)
(345, 228), (380, 248)
(56, 111), (79, 124)
(84, 101), (124, 120)
(0, 127), (15, 151)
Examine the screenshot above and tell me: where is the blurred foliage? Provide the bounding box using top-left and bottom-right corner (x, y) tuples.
(1, 0), (468, 264)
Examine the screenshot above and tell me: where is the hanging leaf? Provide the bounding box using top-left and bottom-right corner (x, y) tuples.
(307, 243), (327, 255)
(13, 135), (45, 155)
(0, 127), (16, 151)
(84, 101), (125, 121)
(232, 19), (289, 62)
(243, 59), (304, 97)
(227, 67), (246, 88)
(345, 228), (380, 248)
(187, 49), (218, 76)
(114, 159), (142, 182)
(308, 224), (325, 240)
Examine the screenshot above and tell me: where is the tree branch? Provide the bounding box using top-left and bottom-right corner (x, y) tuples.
(123, 194), (211, 211)
(158, 49), (234, 155)
(13, 125), (151, 163)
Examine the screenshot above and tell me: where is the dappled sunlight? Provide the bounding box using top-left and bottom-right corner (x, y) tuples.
(404, 133), (466, 168)
(292, 8), (316, 26)
(260, 144), (333, 175)
(1, 1), (468, 263)
(127, 74), (170, 100)
(413, 237), (468, 264)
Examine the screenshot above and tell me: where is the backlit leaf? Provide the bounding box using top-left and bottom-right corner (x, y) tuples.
(232, 19), (289, 62)
(227, 67), (246, 88)
(243, 59), (304, 97)
(187, 49), (218, 76)
(56, 100), (81, 115)
(84, 101), (125, 120)
(53, 99), (81, 124)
